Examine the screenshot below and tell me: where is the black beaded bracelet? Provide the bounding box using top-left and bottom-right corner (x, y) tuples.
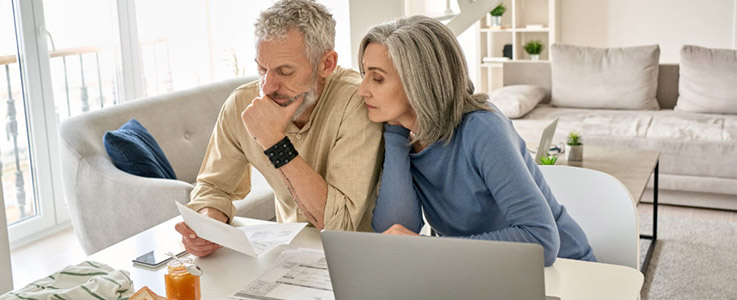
(264, 137), (298, 169)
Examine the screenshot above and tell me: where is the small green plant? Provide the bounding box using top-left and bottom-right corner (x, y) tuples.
(490, 4), (506, 16)
(523, 40), (544, 55)
(539, 153), (558, 165)
(567, 131), (583, 146)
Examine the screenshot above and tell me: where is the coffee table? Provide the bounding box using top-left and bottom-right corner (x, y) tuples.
(556, 146), (660, 275)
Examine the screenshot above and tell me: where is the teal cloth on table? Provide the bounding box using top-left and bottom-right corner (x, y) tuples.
(0, 261), (134, 300)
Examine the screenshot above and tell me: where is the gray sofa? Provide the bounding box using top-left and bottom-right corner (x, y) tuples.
(59, 76), (276, 254)
(504, 61), (737, 211)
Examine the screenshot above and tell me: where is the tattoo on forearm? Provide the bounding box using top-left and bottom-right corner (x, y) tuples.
(279, 169), (319, 224)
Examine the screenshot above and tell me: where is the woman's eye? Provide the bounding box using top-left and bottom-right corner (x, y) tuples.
(373, 77), (384, 83)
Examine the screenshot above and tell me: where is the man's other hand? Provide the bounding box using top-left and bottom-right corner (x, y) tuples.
(174, 207), (228, 257)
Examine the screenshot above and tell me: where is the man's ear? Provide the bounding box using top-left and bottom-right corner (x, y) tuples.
(318, 50), (338, 79)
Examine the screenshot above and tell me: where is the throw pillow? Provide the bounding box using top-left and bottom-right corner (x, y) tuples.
(550, 44), (660, 110)
(103, 119), (177, 179)
(489, 85), (546, 118)
(675, 45), (737, 114)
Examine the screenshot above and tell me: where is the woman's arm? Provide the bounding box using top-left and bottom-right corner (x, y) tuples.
(463, 113), (561, 266)
(372, 125), (424, 233)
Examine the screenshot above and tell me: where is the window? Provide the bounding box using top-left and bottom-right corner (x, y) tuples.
(135, 0), (272, 97)
(3, 0), (355, 248)
(43, 0), (120, 120)
(1, 0), (36, 226)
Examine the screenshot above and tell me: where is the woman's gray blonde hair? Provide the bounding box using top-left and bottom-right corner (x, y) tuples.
(358, 15), (490, 145)
(255, 0), (335, 69)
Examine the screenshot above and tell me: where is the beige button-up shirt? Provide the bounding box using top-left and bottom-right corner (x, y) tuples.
(187, 67), (383, 231)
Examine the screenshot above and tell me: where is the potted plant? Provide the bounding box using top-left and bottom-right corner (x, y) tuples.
(539, 153), (558, 165)
(566, 131), (583, 162)
(489, 4), (506, 27)
(523, 40), (544, 61)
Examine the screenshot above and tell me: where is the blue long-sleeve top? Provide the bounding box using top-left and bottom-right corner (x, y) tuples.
(372, 107), (596, 266)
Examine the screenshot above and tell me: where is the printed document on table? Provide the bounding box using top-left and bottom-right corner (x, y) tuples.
(175, 201), (306, 257)
(229, 248), (334, 300)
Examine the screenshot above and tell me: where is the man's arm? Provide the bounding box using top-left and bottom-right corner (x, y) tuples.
(242, 93), (383, 230)
(276, 157), (327, 228)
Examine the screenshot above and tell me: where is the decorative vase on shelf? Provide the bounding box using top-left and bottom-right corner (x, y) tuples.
(523, 40), (544, 62)
(488, 4), (505, 28)
(491, 16), (502, 27)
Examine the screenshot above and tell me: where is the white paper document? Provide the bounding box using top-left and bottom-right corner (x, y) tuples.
(229, 248), (334, 300)
(175, 201), (306, 257)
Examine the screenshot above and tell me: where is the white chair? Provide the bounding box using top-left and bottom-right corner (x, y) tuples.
(539, 165), (640, 270)
(1, 181), (13, 293)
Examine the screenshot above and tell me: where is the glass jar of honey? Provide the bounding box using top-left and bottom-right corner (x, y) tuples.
(164, 258), (201, 300)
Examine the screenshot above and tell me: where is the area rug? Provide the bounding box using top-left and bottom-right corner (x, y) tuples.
(639, 214), (737, 300)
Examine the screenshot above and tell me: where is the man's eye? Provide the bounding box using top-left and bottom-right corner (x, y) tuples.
(257, 68), (266, 75)
(373, 77), (384, 83)
(278, 70), (294, 76)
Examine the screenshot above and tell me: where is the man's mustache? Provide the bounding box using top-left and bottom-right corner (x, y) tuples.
(269, 91), (311, 107)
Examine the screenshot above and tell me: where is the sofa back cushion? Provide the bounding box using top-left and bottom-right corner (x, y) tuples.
(675, 45), (737, 114)
(550, 44), (661, 110)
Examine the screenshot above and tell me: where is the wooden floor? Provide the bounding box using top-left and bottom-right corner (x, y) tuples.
(8, 204), (737, 290)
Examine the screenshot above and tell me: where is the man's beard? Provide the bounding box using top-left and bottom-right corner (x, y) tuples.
(267, 80), (319, 121)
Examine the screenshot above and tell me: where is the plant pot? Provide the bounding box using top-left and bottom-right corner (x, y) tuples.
(530, 54), (540, 61)
(566, 145), (583, 162)
(491, 16), (502, 27)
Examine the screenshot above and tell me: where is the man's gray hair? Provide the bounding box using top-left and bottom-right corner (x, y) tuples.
(255, 0), (336, 68)
(358, 15), (490, 146)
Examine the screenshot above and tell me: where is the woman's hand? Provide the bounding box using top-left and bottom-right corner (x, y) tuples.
(382, 223), (420, 236)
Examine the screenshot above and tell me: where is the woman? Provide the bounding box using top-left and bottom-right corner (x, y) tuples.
(358, 16), (595, 266)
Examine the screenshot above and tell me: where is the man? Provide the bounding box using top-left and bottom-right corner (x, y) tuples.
(175, 0), (383, 257)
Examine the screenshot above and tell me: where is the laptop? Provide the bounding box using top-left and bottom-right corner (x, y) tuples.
(533, 118), (559, 164)
(321, 230), (553, 300)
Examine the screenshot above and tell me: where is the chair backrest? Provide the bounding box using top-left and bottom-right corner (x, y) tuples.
(539, 165), (640, 269)
(1, 182), (13, 293)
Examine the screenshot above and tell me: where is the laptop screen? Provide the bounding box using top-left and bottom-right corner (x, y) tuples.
(534, 118), (559, 164)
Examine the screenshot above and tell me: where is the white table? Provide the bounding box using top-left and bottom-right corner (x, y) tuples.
(90, 217), (644, 300)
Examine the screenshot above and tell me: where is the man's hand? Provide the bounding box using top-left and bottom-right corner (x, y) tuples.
(174, 207), (228, 257)
(242, 95), (304, 149)
(382, 223), (420, 236)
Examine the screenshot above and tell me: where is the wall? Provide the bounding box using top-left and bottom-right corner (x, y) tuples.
(348, 0), (405, 68)
(559, 0), (737, 63)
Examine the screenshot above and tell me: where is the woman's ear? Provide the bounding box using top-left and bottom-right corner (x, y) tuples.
(318, 50), (338, 79)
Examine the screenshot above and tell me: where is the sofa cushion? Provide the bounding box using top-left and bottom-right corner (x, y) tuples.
(550, 44), (660, 110)
(675, 45), (737, 114)
(489, 85), (546, 118)
(103, 118), (177, 179)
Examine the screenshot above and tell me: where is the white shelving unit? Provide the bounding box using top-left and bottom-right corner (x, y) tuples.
(477, 0), (557, 93)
